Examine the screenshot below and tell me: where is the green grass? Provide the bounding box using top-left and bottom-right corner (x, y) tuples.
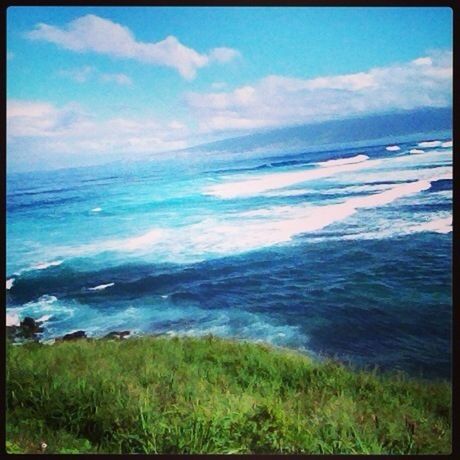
(6, 335), (451, 454)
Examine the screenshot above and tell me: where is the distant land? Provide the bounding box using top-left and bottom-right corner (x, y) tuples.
(179, 107), (452, 158)
(9, 107), (452, 176)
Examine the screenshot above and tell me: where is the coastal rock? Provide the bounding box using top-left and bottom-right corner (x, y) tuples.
(60, 330), (87, 341)
(19, 317), (44, 339)
(6, 325), (19, 341)
(103, 330), (131, 340)
(21, 316), (40, 329)
(6, 316), (44, 343)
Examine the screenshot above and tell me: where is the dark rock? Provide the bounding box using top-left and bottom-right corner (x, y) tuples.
(61, 330), (87, 341)
(21, 317), (36, 328)
(103, 330), (131, 340)
(6, 325), (19, 341)
(18, 317), (44, 339)
(21, 316), (43, 331)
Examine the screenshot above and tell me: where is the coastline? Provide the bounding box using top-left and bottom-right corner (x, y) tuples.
(6, 331), (451, 454)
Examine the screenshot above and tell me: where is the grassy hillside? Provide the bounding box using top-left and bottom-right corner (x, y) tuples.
(6, 336), (451, 454)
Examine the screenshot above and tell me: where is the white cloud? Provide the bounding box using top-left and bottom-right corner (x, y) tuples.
(59, 65), (94, 83)
(412, 57), (432, 66)
(168, 120), (186, 130)
(209, 47), (241, 63)
(7, 100), (87, 137)
(186, 50), (452, 133)
(27, 14), (240, 79)
(7, 99), (191, 170)
(59, 65), (132, 85)
(211, 82), (228, 90)
(100, 72), (132, 85)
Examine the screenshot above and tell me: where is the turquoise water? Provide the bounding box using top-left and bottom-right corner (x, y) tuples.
(6, 137), (452, 378)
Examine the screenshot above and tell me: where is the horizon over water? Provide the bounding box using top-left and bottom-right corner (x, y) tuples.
(6, 132), (452, 380)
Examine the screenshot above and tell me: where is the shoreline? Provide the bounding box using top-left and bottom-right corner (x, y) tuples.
(6, 333), (451, 454)
(6, 315), (450, 383)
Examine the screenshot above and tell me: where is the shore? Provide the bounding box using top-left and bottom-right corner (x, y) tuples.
(6, 332), (451, 454)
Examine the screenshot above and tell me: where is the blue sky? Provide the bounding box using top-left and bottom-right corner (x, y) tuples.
(7, 6), (453, 171)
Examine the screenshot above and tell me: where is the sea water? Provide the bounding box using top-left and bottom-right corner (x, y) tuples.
(6, 137), (452, 379)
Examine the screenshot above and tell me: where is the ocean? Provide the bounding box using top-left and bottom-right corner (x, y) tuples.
(6, 136), (452, 379)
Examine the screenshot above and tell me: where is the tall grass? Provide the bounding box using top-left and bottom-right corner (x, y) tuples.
(6, 336), (451, 454)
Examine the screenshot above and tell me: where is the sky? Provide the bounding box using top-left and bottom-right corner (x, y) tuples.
(7, 6), (453, 172)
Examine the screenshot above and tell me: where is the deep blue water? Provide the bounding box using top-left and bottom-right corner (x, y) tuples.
(6, 136), (452, 379)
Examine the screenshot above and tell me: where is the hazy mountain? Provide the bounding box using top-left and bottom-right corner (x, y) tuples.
(183, 107), (452, 157)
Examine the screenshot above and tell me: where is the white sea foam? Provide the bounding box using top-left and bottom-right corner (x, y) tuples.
(261, 182), (393, 198)
(91, 207), (102, 212)
(6, 278), (14, 290)
(317, 154), (369, 168)
(304, 212), (452, 243)
(36, 314), (53, 323)
(113, 229), (164, 251)
(204, 158), (382, 199)
(28, 295), (58, 307)
(164, 177), (437, 257)
(51, 165), (450, 263)
(441, 140), (452, 148)
(31, 260), (63, 270)
(413, 216), (452, 234)
(337, 165), (452, 187)
(67, 228), (164, 256)
(7, 295), (64, 326)
(386, 145), (400, 151)
(409, 149), (425, 154)
(418, 140), (442, 148)
(88, 282), (115, 291)
(346, 179), (432, 208)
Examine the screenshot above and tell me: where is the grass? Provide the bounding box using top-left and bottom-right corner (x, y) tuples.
(6, 335), (451, 454)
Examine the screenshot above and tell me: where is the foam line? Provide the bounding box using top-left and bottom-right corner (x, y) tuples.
(89, 282), (115, 291)
(204, 158), (382, 199)
(413, 216), (452, 234)
(317, 154), (369, 168)
(30, 260), (63, 270)
(418, 140), (442, 148)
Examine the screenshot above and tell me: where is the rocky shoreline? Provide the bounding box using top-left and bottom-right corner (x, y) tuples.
(6, 316), (132, 344)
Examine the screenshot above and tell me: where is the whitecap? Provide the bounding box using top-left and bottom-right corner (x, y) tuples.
(47, 169), (449, 263)
(409, 149), (425, 154)
(62, 228), (164, 257)
(31, 260), (63, 270)
(317, 154), (369, 168)
(386, 145), (400, 151)
(418, 140), (442, 148)
(413, 216), (452, 234)
(6, 278), (14, 290)
(91, 207), (102, 212)
(88, 282), (115, 291)
(441, 141), (453, 148)
(6, 311), (20, 327)
(115, 229), (163, 251)
(36, 314), (53, 323)
(204, 158), (382, 199)
(176, 177), (436, 256)
(29, 295), (58, 306)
